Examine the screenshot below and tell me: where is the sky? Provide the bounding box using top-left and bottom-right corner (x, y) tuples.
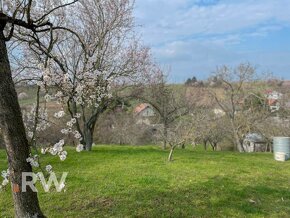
(134, 0), (290, 83)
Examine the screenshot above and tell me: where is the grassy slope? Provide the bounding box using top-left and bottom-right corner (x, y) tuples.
(1, 146), (290, 218)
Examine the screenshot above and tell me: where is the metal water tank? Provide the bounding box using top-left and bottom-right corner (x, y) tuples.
(273, 137), (290, 162)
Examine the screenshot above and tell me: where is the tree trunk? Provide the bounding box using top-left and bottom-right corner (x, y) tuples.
(212, 142), (217, 151)
(163, 122), (168, 150)
(210, 143), (213, 151)
(168, 147), (175, 162)
(83, 125), (94, 151)
(235, 138), (244, 152)
(203, 140), (207, 151)
(0, 32), (45, 217)
(269, 142), (273, 153)
(233, 130), (244, 152)
(181, 143), (185, 149)
(230, 119), (244, 152)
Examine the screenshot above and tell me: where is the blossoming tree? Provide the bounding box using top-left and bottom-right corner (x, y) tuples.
(20, 0), (150, 151)
(0, 0), (150, 216)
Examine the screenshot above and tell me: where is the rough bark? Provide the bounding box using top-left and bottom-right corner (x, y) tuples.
(234, 131), (244, 152)
(230, 119), (244, 152)
(83, 126), (94, 151)
(82, 116), (98, 151)
(0, 31), (45, 217)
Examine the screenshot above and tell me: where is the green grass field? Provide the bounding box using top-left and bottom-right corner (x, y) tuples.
(1, 146), (290, 217)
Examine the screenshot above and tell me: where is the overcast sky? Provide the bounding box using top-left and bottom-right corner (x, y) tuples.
(134, 0), (290, 82)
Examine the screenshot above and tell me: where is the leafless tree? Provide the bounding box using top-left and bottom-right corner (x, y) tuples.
(166, 118), (194, 161)
(209, 63), (274, 152)
(133, 69), (193, 149)
(207, 117), (228, 151)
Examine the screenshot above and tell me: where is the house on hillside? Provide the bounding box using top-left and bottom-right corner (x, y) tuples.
(265, 90), (283, 112)
(134, 103), (156, 125)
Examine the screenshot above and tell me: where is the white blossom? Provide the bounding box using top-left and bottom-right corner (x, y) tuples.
(76, 144), (84, 152)
(44, 94), (52, 102)
(45, 165), (53, 173)
(27, 131), (34, 139)
(41, 148), (47, 154)
(107, 93), (113, 99)
(75, 113), (81, 118)
(23, 105), (50, 135)
(59, 154), (67, 161)
(61, 129), (70, 135)
(26, 155), (39, 168)
(74, 131), (82, 139)
(2, 179), (9, 186)
(0, 169), (9, 190)
(66, 121), (73, 127)
(50, 148), (58, 156)
(55, 91), (64, 98)
(54, 111), (65, 118)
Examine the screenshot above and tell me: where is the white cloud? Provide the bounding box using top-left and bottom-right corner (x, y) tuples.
(134, 0), (290, 81)
(135, 0), (290, 45)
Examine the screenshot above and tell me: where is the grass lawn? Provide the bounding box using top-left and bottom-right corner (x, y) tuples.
(1, 146), (290, 217)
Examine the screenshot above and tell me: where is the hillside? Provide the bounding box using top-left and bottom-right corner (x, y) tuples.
(1, 146), (290, 217)
(16, 81), (290, 108)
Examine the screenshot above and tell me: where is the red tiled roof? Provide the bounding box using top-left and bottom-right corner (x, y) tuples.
(134, 103), (151, 114)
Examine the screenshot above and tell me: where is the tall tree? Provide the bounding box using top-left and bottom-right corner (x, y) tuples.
(209, 63), (272, 152)
(17, 0), (149, 151)
(0, 0), (78, 217)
